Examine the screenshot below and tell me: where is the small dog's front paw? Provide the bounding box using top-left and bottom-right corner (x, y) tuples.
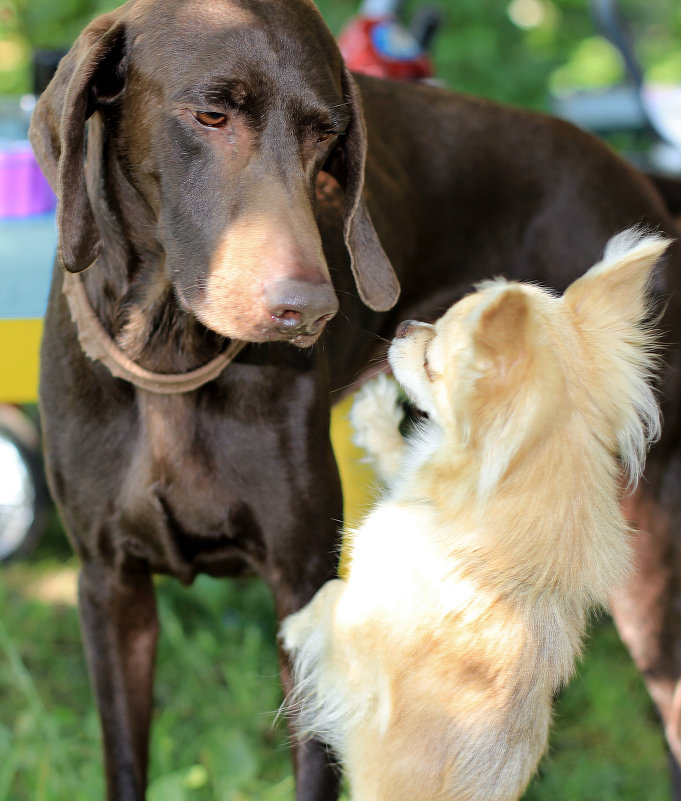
(350, 373), (403, 451)
(350, 374), (406, 483)
(280, 579), (345, 656)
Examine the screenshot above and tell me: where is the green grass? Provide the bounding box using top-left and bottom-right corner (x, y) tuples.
(0, 523), (294, 801)
(525, 616), (670, 801)
(0, 522), (672, 800)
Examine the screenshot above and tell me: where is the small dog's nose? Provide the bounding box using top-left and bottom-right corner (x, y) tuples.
(265, 278), (339, 332)
(395, 320), (417, 339)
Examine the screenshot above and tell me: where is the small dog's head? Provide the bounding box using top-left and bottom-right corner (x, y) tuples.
(389, 229), (671, 497)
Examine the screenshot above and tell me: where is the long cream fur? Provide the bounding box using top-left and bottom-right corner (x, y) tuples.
(281, 229), (670, 801)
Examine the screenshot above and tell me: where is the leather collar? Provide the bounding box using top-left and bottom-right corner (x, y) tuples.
(62, 271), (246, 394)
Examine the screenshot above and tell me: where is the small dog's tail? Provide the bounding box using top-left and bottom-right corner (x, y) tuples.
(563, 227), (672, 486)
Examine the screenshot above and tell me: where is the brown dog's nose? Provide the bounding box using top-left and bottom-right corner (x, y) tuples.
(395, 320), (417, 339)
(265, 279), (339, 333)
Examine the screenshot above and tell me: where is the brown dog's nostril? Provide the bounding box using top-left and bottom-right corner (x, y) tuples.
(272, 309), (303, 328)
(266, 279), (339, 332)
(316, 312), (335, 326)
(395, 320), (416, 339)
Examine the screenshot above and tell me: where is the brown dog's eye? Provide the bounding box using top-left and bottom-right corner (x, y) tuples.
(316, 131), (336, 144)
(194, 111), (228, 128)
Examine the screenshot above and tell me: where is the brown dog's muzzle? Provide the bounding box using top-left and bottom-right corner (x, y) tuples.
(265, 278), (339, 336)
(190, 188), (340, 345)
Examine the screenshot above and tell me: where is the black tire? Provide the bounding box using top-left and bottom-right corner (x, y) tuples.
(0, 406), (49, 562)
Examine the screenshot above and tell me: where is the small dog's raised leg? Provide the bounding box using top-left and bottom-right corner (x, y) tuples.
(350, 373), (406, 485)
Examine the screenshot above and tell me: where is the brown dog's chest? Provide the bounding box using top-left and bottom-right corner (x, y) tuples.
(100, 391), (270, 579)
(116, 476), (263, 583)
(47, 347), (340, 584)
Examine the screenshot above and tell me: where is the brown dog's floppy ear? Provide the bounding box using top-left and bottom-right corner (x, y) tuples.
(326, 68), (400, 311)
(29, 11), (127, 273)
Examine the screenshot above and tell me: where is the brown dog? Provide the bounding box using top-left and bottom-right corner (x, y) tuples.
(29, 0), (681, 799)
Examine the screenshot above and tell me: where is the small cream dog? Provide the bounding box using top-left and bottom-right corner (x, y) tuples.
(281, 229), (670, 801)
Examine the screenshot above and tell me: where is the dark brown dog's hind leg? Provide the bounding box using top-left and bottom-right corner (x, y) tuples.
(78, 559), (159, 801)
(611, 271), (681, 791)
(614, 483), (681, 774)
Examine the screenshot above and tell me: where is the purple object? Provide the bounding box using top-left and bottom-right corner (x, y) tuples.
(0, 141), (56, 219)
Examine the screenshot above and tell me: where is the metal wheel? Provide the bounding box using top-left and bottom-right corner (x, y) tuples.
(0, 406), (49, 562)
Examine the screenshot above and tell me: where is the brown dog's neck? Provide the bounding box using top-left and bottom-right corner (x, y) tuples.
(62, 270), (245, 393)
(75, 254), (235, 377)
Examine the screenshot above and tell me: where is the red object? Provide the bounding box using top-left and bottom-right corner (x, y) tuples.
(338, 15), (433, 81)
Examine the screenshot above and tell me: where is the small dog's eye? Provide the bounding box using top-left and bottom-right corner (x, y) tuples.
(316, 131), (336, 144)
(194, 111), (228, 127)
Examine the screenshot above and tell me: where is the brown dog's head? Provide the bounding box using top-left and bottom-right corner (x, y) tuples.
(29, 0), (399, 346)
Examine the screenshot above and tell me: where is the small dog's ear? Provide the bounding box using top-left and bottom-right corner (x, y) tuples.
(473, 287), (530, 377)
(563, 229), (670, 486)
(564, 229), (672, 329)
(461, 286), (535, 500)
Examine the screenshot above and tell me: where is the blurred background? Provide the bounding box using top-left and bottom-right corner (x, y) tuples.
(1, 0), (680, 799)
(0, 0), (679, 105)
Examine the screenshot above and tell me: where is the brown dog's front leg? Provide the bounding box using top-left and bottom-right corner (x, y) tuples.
(293, 737), (341, 801)
(78, 559), (159, 801)
(276, 642), (341, 801)
(268, 543), (342, 801)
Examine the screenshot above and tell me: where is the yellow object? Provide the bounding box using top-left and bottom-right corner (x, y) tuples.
(329, 394), (378, 578)
(0, 318), (43, 403)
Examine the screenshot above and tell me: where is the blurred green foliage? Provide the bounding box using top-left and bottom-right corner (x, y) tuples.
(0, 563), (296, 801)
(0, 0), (680, 106)
(0, 0), (119, 93)
(419, 0), (681, 108)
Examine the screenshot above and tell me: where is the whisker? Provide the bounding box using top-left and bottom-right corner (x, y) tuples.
(367, 333), (392, 345)
(330, 365), (390, 396)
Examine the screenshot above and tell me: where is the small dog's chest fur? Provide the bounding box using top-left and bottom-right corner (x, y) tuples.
(282, 229), (670, 801)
